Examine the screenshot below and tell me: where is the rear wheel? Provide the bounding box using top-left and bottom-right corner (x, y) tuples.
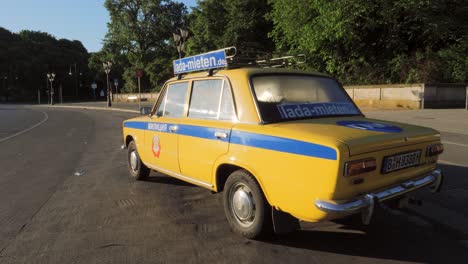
(127, 140), (150, 180)
(223, 170), (272, 239)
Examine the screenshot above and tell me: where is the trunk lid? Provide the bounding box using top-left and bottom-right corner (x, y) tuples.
(270, 116), (440, 156)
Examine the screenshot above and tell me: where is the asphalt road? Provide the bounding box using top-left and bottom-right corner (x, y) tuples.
(0, 105), (467, 264)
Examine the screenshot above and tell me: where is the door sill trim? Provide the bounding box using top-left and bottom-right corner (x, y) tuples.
(144, 162), (213, 188)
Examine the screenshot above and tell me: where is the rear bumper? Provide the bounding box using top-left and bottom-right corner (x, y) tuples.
(314, 169), (443, 223)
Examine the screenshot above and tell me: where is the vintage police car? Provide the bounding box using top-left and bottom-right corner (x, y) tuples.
(122, 48), (443, 239)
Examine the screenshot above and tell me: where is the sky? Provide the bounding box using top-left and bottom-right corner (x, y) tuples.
(0, 0), (197, 53)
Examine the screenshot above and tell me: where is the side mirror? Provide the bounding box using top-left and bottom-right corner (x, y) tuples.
(140, 106), (152, 116)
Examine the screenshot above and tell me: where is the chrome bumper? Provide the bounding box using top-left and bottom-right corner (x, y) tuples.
(314, 169), (443, 224)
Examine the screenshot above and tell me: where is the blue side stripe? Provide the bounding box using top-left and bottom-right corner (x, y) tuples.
(124, 121), (337, 160)
(230, 131), (337, 160)
(124, 121), (148, 130)
(178, 125), (230, 142)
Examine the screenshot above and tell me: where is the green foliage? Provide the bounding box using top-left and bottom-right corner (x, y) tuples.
(437, 43), (468, 82)
(102, 0), (187, 91)
(268, 0), (467, 84)
(0, 27), (90, 102)
(186, 0), (275, 56)
(97, 0), (466, 88)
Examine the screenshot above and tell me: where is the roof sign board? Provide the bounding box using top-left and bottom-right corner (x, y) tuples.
(173, 49), (227, 75)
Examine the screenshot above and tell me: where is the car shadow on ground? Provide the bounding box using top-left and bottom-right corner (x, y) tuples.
(264, 163), (468, 263)
(140, 163), (468, 263)
(437, 163), (468, 190)
(266, 211), (468, 263)
(144, 172), (197, 187)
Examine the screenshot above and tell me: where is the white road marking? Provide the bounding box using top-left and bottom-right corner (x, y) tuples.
(442, 140), (468, 148)
(441, 129), (468, 135)
(0, 109), (49, 143)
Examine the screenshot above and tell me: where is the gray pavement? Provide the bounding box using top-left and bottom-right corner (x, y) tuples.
(0, 105), (467, 263)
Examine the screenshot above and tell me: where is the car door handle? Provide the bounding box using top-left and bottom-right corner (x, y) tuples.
(214, 131), (228, 139)
(169, 125), (178, 132)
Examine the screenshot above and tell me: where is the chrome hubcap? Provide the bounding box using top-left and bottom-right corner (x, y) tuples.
(130, 150), (138, 171)
(230, 183), (255, 227)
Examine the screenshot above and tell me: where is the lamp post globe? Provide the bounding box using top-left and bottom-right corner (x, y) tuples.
(47, 72), (55, 105)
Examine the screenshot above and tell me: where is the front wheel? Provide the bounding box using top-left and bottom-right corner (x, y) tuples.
(223, 170), (272, 239)
(127, 140), (150, 180)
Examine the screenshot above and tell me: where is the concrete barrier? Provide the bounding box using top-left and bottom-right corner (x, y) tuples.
(115, 93), (159, 102)
(344, 84), (424, 109)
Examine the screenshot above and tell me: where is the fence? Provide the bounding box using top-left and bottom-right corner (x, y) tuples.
(423, 83), (467, 108)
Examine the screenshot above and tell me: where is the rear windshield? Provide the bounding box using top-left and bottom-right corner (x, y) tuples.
(251, 75), (361, 123)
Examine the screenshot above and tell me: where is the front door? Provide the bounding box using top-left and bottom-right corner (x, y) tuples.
(144, 81), (189, 174)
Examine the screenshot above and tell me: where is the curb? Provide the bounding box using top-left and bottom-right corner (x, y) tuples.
(35, 104), (139, 114)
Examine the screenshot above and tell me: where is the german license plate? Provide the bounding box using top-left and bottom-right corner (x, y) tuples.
(382, 151), (421, 174)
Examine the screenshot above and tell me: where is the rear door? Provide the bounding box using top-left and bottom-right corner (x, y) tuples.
(143, 81), (189, 173)
(178, 78), (236, 184)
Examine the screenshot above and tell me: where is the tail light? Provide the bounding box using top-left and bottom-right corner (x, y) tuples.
(344, 158), (377, 177)
(426, 143), (444, 156)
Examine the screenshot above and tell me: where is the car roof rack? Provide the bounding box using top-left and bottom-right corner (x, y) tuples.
(173, 46), (305, 77)
(228, 54), (306, 69)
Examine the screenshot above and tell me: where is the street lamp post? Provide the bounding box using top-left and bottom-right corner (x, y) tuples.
(103, 61), (112, 107)
(173, 28), (189, 59)
(114, 78), (119, 102)
(47, 72), (56, 105)
(69, 63), (78, 99)
(45, 74), (49, 104)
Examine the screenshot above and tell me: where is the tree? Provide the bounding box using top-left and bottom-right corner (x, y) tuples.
(103, 0), (187, 91)
(186, 0), (275, 57)
(0, 27), (90, 102)
(268, 0), (467, 84)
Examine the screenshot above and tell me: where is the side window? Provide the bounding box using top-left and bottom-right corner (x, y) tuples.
(219, 81), (235, 120)
(188, 80), (223, 119)
(157, 82), (188, 117)
(188, 79), (236, 120)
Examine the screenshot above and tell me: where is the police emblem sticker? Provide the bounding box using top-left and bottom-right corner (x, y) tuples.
(152, 135), (161, 157)
(336, 120), (403, 133)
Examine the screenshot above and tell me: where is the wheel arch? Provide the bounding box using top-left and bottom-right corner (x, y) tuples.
(125, 135), (134, 147)
(213, 161), (273, 206)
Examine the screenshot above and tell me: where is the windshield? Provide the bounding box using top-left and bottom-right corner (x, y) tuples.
(251, 74), (361, 123)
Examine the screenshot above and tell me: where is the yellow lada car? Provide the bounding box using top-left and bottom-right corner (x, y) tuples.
(122, 48), (443, 239)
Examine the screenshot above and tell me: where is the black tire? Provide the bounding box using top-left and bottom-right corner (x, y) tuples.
(223, 170), (273, 239)
(127, 140), (150, 181)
